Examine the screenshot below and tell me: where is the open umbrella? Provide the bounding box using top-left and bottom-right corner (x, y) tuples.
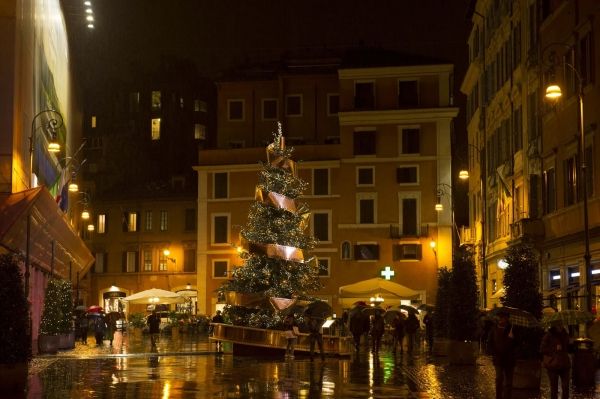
(122, 288), (185, 304)
(490, 306), (540, 328)
(542, 309), (594, 327)
(418, 304), (434, 312)
(87, 305), (103, 313)
(399, 304), (419, 314)
(362, 305), (385, 317)
(303, 301), (332, 320)
(384, 309), (404, 323)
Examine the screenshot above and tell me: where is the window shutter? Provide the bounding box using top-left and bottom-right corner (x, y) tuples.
(122, 252), (127, 273)
(122, 212), (128, 232)
(135, 251), (140, 272)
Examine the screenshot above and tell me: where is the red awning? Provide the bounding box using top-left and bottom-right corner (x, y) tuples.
(0, 187), (93, 277)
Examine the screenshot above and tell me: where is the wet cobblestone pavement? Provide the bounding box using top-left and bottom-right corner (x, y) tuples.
(21, 333), (600, 398)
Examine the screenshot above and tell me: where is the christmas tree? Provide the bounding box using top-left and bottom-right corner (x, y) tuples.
(40, 278), (72, 335)
(219, 124), (322, 329)
(501, 243), (543, 319)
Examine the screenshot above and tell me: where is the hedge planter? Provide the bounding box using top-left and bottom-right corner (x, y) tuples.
(38, 334), (60, 354)
(58, 331), (75, 350)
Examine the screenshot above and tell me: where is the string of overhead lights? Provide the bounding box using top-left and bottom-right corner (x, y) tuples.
(84, 0), (94, 29)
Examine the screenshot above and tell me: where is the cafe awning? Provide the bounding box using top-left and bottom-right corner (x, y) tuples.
(0, 187), (93, 278)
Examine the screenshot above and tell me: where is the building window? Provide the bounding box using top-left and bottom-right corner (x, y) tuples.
(94, 252), (105, 273)
(184, 249), (196, 272)
(354, 82), (375, 109)
(568, 265), (580, 286)
(543, 167), (556, 214)
(91, 116), (97, 128)
(213, 260), (229, 279)
(262, 99), (278, 120)
(564, 156), (577, 206)
(354, 243), (379, 260)
(397, 166), (418, 184)
(160, 211), (168, 231)
(125, 251), (137, 273)
(145, 211), (152, 231)
(97, 214), (106, 234)
(285, 95), (302, 116)
(398, 80), (419, 108)
(318, 258), (330, 277)
(400, 128), (420, 154)
(393, 244), (422, 260)
(143, 250), (152, 271)
(313, 168), (329, 195)
(341, 241), (352, 260)
(151, 118), (161, 140)
(400, 196), (418, 235)
(159, 251), (167, 271)
(357, 194), (376, 224)
(312, 211), (330, 242)
(228, 99), (244, 121)
(353, 130), (376, 156)
(214, 172), (228, 199)
(194, 99), (207, 112)
(151, 91), (161, 110)
(549, 269), (561, 288)
(194, 124), (206, 140)
(123, 211), (138, 232)
(212, 214), (229, 244)
(327, 94), (339, 116)
(185, 209), (196, 231)
(357, 167), (374, 186)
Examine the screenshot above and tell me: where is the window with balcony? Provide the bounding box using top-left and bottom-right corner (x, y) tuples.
(313, 168), (329, 195)
(143, 250), (152, 271)
(312, 211), (330, 242)
(214, 172), (228, 199)
(354, 82), (375, 109)
(398, 80), (418, 108)
(228, 99), (244, 121)
(353, 130), (376, 156)
(212, 214), (229, 244)
(213, 260), (229, 279)
(262, 99), (278, 120)
(285, 95), (302, 116)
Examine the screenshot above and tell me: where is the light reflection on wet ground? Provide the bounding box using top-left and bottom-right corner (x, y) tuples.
(25, 334), (600, 398)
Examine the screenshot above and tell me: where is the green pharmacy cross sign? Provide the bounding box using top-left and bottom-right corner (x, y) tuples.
(380, 266), (395, 280)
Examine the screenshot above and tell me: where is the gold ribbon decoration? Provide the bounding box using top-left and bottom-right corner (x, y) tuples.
(266, 128), (297, 176)
(255, 187), (297, 213)
(269, 297), (297, 311)
(242, 239), (305, 263)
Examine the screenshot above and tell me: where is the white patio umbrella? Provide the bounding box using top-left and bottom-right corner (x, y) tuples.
(122, 288), (185, 304)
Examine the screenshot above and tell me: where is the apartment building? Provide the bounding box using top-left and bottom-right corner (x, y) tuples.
(462, 0), (600, 310)
(196, 57), (459, 315)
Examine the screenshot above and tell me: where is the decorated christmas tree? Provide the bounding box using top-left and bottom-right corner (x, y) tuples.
(219, 124), (322, 329)
(40, 278), (72, 335)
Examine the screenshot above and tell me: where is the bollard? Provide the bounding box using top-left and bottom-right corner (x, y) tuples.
(572, 338), (595, 388)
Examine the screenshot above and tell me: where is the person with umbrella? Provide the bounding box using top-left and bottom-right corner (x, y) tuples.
(148, 309), (161, 348)
(423, 311), (435, 355)
(540, 320), (571, 399)
(486, 309), (517, 399)
(77, 312), (89, 344)
(306, 316), (325, 361)
(391, 313), (405, 354)
(92, 313), (107, 346)
(405, 312), (420, 355)
(370, 311), (385, 354)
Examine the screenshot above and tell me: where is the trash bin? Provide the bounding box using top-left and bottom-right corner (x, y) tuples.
(572, 338), (595, 388)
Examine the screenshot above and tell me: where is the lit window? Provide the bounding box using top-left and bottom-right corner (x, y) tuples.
(143, 250), (152, 271)
(151, 91), (161, 110)
(151, 118), (161, 140)
(97, 214), (106, 234)
(194, 124), (206, 140)
(145, 211), (152, 231)
(123, 211), (138, 232)
(159, 252), (167, 271)
(160, 211), (168, 231)
(91, 116), (97, 128)
(126, 251), (137, 272)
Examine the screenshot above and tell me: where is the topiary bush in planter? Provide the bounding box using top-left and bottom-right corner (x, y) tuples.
(0, 254), (31, 364)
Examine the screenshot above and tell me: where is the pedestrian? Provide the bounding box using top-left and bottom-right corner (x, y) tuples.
(78, 314), (89, 344)
(307, 316), (325, 361)
(540, 320), (571, 399)
(93, 315), (106, 346)
(105, 313), (117, 346)
(212, 310), (224, 323)
(405, 312), (420, 354)
(423, 312), (435, 354)
(486, 310), (517, 399)
(348, 312), (365, 351)
(341, 310), (349, 335)
(392, 314), (405, 354)
(147, 310), (161, 347)
(370, 312), (385, 354)
(211, 310), (225, 351)
(283, 314), (299, 359)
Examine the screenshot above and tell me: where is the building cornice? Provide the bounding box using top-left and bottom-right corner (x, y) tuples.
(338, 64), (454, 79)
(338, 108), (459, 126)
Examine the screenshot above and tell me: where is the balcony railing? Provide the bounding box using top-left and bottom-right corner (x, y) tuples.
(510, 218), (545, 242)
(389, 224), (429, 239)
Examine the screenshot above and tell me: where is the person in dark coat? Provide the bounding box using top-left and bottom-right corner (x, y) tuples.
(423, 312), (435, 354)
(392, 314), (405, 354)
(540, 321), (571, 399)
(78, 314), (89, 344)
(405, 313), (420, 354)
(487, 310), (517, 399)
(307, 316), (325, 361)
(370, 312), (385, 354)
(147, 310), (161, 347)
(93, 315), (107, 346)
(349, 312), (367, 351)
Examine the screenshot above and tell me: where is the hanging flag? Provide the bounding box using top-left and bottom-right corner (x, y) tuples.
(496, 168), (512, 215)
(50, 166), (69, 209)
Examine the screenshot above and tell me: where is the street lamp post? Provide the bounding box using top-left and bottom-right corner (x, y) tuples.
(545, 52), (592, 312)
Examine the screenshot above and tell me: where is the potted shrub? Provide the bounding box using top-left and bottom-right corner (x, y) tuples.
(501, 243), (543, 389)
(0, 254), (31, 394)
(55, 279), (75, 349)
(447, 247), (479, 364)
(39, 279), (65, 354)
(433, 267), (451, 356)
(128, 312), (146, 339)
